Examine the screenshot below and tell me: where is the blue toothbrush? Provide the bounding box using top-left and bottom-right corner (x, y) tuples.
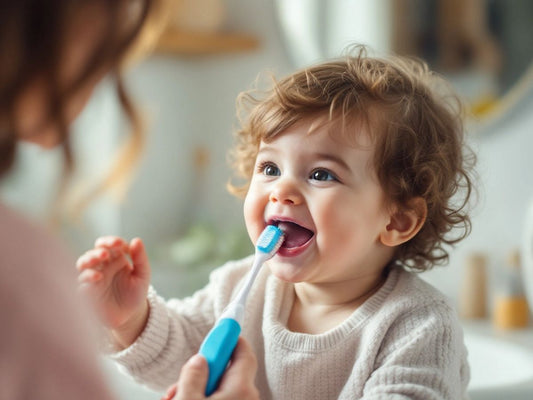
(199, 225), (284, 395)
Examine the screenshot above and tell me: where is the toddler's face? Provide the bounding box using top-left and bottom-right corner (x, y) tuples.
(243, 117), (395, 285)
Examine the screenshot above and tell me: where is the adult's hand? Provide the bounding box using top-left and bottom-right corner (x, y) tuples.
(162, 338), (259, 400)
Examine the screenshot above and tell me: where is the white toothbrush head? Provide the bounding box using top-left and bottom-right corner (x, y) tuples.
(256, 225), (285, 257)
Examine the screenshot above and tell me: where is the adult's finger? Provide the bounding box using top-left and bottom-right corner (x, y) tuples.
(161, 383), (177, 400)
(225, 338), (257, 382)
(215, 337), (258, 396)
(175, 354), (209, 400)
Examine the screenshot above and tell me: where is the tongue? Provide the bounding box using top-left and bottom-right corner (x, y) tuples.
(277, 221), (314, 248)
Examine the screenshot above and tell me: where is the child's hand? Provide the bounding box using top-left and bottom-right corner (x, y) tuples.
(76, 236), (151, 348)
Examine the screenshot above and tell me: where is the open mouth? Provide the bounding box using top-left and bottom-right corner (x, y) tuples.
(269, 220), (314, 249)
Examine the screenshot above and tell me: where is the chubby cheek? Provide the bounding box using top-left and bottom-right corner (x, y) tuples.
(317, 215), (354, 254)
(315, 204), (372, 256)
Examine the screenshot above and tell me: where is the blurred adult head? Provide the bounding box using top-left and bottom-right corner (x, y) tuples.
(0, 0), (158, 178)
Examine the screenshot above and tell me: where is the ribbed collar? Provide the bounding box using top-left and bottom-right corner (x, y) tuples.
(263, 267), (401, 352)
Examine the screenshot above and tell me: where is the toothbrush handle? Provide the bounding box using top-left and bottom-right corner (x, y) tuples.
(198, 318), (241, 396)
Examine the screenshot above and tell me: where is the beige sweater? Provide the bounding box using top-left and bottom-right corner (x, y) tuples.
(112, 256), (470, 399)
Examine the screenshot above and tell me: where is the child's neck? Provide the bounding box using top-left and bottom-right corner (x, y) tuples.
(287, 273), (386, 335)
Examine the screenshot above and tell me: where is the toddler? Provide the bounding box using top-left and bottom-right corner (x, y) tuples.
(77, 48), (475, 399)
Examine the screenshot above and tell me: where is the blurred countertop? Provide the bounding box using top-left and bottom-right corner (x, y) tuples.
(461, 318), (533, 349)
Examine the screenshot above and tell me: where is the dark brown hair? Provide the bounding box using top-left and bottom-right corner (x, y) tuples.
(229, 46), (477, 271)
(0, 0), (159, 205)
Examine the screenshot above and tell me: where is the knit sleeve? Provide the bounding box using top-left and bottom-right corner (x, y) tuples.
(361, 301), (470, 400)
(109, 257), (253, 392)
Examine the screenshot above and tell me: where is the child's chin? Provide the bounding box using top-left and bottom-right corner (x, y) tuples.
(268, 262), (305, 283)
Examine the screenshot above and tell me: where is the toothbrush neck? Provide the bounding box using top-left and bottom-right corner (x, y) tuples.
(227, 251), (269, 317)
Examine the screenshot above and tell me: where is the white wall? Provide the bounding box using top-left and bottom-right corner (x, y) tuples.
(422, 87), (533, 308)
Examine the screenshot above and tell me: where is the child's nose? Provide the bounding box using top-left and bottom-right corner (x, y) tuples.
(269, 179), (303, 205)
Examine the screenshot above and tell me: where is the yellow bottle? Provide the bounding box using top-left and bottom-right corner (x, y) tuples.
(493, 250), (530, 330)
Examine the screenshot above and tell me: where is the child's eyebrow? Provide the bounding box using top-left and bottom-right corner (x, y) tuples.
(313, 152), (352, 172)
(258, 145), (352, 172)
(256, 146), (277, 157)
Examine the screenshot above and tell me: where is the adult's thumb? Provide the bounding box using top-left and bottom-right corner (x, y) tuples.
(219, 337), (258, 386)
(176, 354), (209, 400)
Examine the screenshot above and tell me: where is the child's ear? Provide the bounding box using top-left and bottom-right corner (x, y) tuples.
(380, 197), (427, 247)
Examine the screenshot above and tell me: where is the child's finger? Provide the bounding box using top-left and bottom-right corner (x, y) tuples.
(77, 277), (104, 305)
(100, 252), (134, 275)
(95, 236), (129, 252)
(78, 268), (103, 284)
(78, 250), (133, 279)
(76, 248), (110, 271)
(129, 238), (150, 279)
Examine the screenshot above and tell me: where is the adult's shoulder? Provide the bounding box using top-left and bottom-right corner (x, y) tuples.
(0, 202), (74, 276)
(0, 203), (115, 399)
(0, 202), (79, 330)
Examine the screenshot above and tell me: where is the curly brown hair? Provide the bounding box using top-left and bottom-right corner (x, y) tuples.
(228, 47), (477, 271)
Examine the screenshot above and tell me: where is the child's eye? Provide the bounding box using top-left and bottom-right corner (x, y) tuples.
(258, 162), (280, 177)
(310, 169), (337, 182)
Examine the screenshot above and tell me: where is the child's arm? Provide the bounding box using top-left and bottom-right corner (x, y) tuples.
(78, 242), (253, 392)
(76, 236), (151, 349)
(106, 257), (253, 392)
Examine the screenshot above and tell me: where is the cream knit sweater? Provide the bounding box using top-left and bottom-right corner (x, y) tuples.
(111, 256), (470, 399)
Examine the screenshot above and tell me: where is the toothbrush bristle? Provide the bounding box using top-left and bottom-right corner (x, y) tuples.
(256, 225), (284, 255)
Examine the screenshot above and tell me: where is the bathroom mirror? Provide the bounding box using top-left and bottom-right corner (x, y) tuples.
(274, 0), (533, 126)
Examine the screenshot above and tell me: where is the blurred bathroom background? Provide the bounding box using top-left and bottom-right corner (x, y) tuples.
(2, 0), (533, 398)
